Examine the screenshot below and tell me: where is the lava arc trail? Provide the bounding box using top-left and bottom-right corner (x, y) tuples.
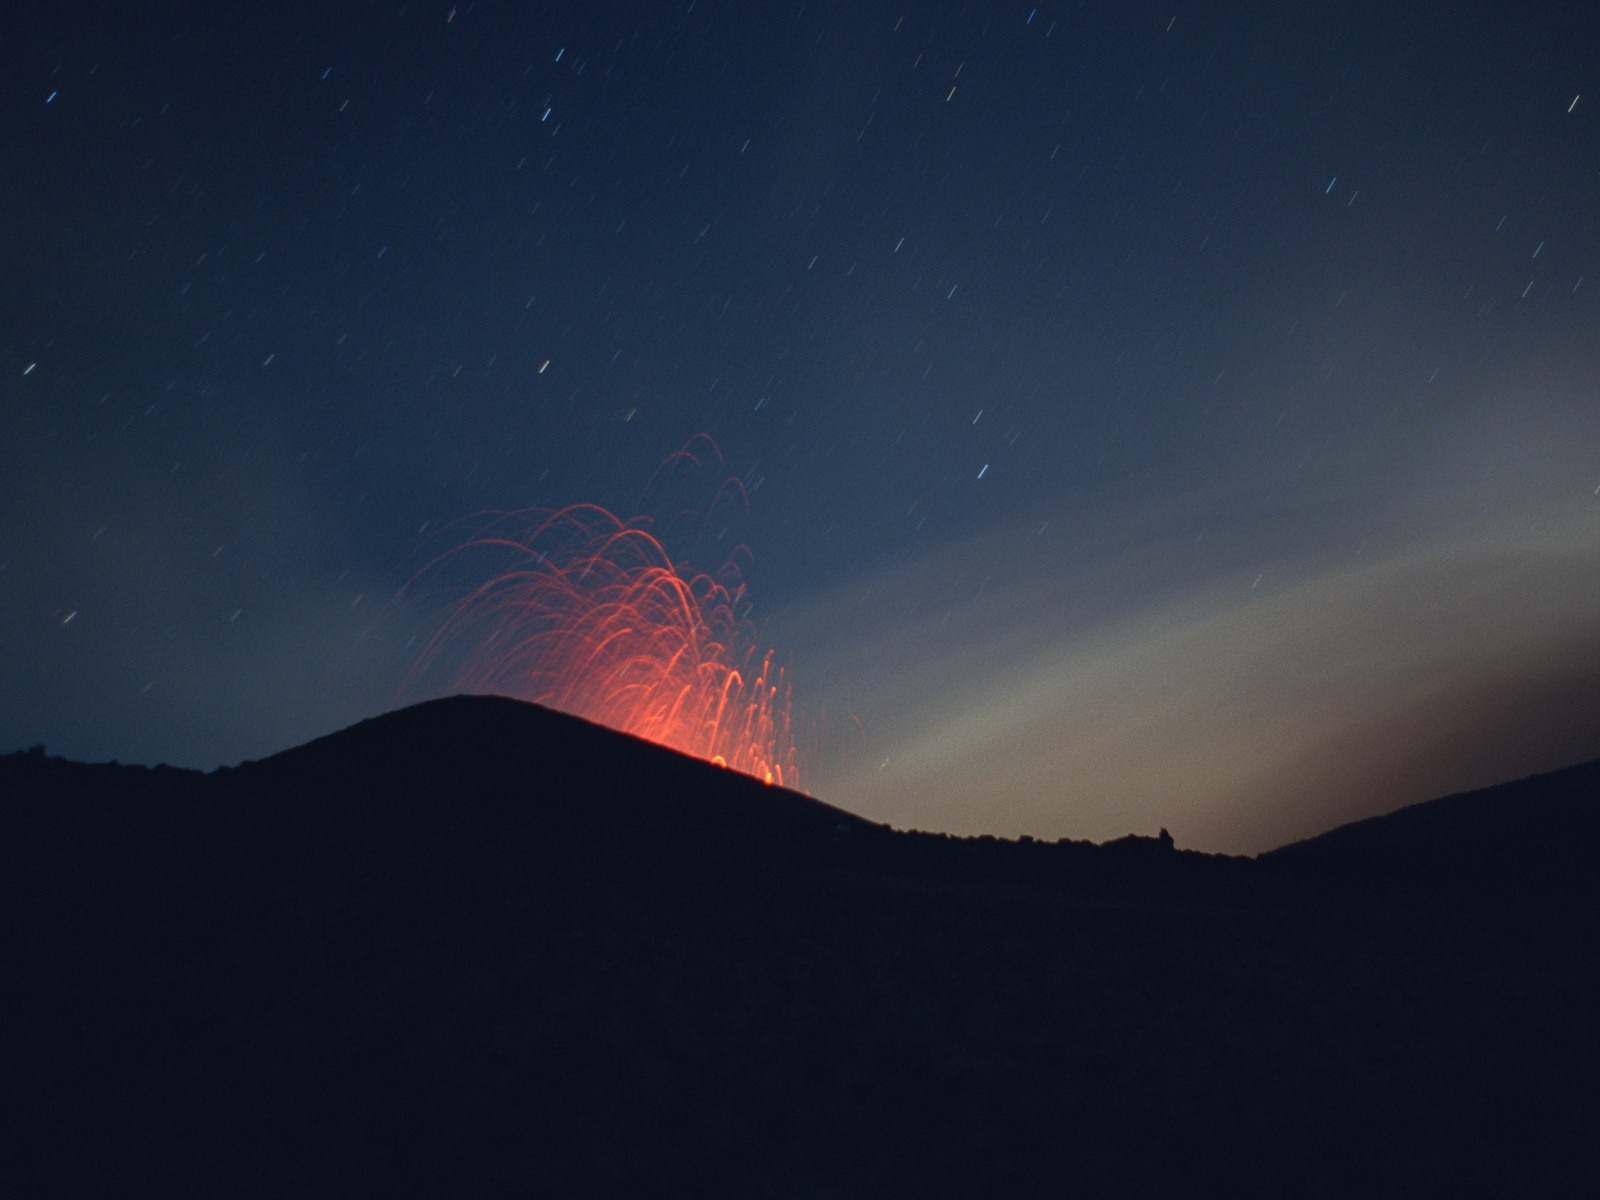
(400, 501), (800, 788)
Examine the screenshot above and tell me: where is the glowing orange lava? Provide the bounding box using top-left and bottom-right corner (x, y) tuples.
(401, 501), (800, 788)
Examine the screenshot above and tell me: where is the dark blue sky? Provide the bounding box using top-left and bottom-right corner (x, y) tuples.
(6, 1), (1599, 850)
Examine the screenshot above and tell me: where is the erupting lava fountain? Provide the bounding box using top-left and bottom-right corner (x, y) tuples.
(401, 499), (801, 789)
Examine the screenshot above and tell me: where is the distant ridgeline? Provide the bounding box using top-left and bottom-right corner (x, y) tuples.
(5, 696), (1597, 1196)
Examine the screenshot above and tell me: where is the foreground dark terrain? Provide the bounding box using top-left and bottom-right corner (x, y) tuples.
(6, 696), (1598, 1197)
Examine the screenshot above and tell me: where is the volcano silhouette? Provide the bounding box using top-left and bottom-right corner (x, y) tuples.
(5, 696), (1598, 1197)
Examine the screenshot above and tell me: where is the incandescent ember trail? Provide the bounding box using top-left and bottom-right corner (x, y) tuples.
(399, 501), (800, 788)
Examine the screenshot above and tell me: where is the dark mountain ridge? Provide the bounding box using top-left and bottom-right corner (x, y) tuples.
(1259, 756), (1600, 906)
(5, 696), (1597, 1196)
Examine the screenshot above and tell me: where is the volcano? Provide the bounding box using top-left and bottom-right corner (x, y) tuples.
(5, 696), (1598, 1196)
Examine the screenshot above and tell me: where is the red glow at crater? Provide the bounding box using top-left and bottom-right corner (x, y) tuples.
(401, 498), (800, 789)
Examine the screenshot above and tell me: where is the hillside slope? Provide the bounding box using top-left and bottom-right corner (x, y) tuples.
(5, 697), (1597, 1197)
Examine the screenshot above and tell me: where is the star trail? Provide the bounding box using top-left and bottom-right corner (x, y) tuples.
(5, 2), (1598, 850)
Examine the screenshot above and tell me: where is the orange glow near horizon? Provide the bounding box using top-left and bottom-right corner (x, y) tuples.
(401, 500), (800, 789)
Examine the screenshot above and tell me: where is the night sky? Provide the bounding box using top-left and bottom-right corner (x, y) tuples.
(6, 1), (1599, 852)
